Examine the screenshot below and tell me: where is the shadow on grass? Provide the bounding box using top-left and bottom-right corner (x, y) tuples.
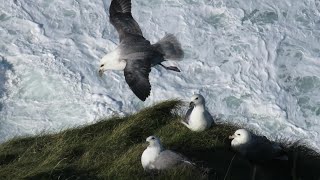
(287, 144), (320, 180)
(179, 146), (251, 180)
(0, 154), (17, 166)
(173, 139), (294, 180)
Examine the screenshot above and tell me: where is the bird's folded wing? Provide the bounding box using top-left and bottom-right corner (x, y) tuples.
(246, 135), (281, 161)
(109, 0), (143, 42)
(124, 59), (151, 101)
(205, 111), (214, 124)
(153, 150), (187, 169)
(183, 107), (193, 124)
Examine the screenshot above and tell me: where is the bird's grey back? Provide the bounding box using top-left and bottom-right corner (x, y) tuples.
(245, 135), (285, 162)
(119, 35), (159, 60)
(152, 150), (190, 170)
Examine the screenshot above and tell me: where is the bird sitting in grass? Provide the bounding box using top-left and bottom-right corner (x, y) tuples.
(229, 129), (288, 180)
(141, 136), (194, 171)
(181, 94), (214, 132)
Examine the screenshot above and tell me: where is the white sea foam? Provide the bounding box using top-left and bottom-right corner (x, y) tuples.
(0, 0), (319, 150)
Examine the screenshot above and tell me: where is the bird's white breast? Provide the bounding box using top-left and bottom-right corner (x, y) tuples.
(231, 139), (248, 154)
(231, 139), (242, 148)
(141, 147), (160, 170)
(188, 107), (211, 131)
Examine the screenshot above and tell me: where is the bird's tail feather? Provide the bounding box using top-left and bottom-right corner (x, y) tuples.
(182, 160), (195, 166)
(182, 160), (213, 176)
(153, 34), (184, 60)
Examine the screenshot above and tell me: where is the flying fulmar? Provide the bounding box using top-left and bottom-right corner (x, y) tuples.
(99, 0), (184, 101)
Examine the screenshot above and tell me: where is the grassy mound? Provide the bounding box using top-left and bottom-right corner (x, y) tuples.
(0, 100), (319, 180)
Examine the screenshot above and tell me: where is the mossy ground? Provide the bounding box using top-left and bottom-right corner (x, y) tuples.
(0, 100), (319, 180)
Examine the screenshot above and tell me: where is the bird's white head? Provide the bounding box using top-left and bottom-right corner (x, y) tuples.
(229, 129), (252, 147)
(189, 94), (205, 107)
(98, 49), (125, 76)
(146, 136), (162, 148)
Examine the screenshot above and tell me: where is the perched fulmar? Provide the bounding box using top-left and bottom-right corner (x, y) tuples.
(141, 136), (194, 171)
(181, 94), (215, 131)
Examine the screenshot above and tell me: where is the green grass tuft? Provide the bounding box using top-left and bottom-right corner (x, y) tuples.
(0, 100), (319, 179)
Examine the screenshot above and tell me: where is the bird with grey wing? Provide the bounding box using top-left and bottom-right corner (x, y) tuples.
(181, 94), (215, 132)
(229, 129), (288, 180)
(141, 136), (194, 171)
(99, 0), (184, 101)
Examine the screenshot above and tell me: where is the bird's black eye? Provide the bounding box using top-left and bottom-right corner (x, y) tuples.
(151, 137), (155, 140)
(237, 134), (241, 136)
(100, 64), (104, 67)
(195, 97), (199, 100)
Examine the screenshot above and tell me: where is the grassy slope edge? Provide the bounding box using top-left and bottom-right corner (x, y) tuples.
(0, 100), (319, 180)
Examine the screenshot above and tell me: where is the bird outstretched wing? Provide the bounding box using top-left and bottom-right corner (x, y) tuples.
(124, 59), (151, 101)
(109, 0), (143, 42)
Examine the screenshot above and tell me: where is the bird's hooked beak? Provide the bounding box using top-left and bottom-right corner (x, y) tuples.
(98, 63), (106, 77)
(229, 134), (236, 140)
(144, 140), (150, 148)
(189, 101), (195, 108)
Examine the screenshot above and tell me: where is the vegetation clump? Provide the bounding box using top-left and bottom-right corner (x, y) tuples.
(0, 100), (319, 179)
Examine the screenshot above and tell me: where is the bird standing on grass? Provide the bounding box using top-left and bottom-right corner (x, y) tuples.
(141, 136), (193, 171)
(99, 0), (184, 101)
(181, 94), (214, 132)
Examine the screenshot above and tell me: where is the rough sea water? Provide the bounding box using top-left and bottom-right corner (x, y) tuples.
(0, 0), (319, 149)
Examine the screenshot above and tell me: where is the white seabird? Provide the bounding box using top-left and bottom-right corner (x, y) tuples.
(141, 136), (193, 171)
(229, 129), (288, 180)
(99, 0), (184, 101)
(229, 129), (288, 162)
(181, 94), (214, 132)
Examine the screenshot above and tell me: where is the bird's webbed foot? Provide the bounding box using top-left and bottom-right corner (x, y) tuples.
(160, 63), (181, 72)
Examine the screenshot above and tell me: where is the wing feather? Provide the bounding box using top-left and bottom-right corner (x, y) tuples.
(124, 59), (151, 101)
(109, 0), (143, 41)
(245, 135), (286, 162)
(183, 107), (193, 124)
(153, 150), (191, 170)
